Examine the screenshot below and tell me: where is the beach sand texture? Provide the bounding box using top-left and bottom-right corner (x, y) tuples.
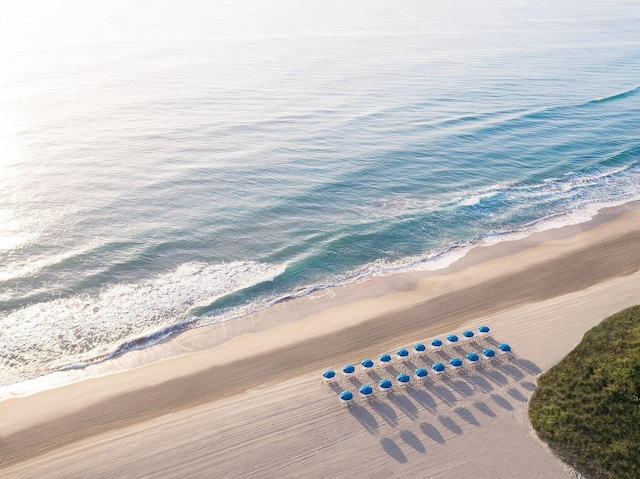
(1, 205), (639, 478)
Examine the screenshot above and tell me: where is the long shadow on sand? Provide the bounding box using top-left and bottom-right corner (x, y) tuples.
(380, 438), (407, 463)
(520, 381), (537, 392)
(406, 386), (438, 412)
(399, 430), (426, 454)
(473, 401), (497, 418)
(348, 404), (380, 435)
(420, 422), (445, 444)
(454, 406), (480, 426)
(389, 393), (419, 420)
(438, 415), (463, 435)
(507, 387), (528, 403)
(490, 393), (514, 411)
(371, 399), (398, 427)
(466, 374), (494, 393)
(426, 383), (457, 407)
(444, 377), (474, 397)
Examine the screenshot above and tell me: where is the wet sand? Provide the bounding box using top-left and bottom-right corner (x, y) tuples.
(1, 203), (639, 478)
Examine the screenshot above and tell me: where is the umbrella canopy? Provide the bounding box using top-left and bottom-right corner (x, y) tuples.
(432, 362), (445, 372)
(342, 364), (355, 374)
(361, 359), (374, 368)
(379, 353), (391, 363)
(478, 325), (490, 333)
(397, 373), (410, 383)
(498, 343), (512, 352)
(414, 343), (426, 352)
(396, 348), (409, 357)
(466, 352), (479, 362)
(447, 334), (459, 343)
(450, 357), (463, 367)
(379, 379), (393, 389)
(322, 369), (336, 379)
(415, 367), (428, 378)
(359, 385), (373, 396)
(431, 338), (443, 347)
(340, 391), (353, 401)
(483, 348), (496, 358)
(462, 330), (474, 338)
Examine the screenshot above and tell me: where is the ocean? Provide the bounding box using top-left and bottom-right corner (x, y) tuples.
(1, 0), (639, 394)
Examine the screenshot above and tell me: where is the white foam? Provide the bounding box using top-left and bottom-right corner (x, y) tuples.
(0, 260), (285, 389)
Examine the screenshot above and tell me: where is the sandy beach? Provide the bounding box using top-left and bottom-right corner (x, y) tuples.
(1, 203), (639, 478)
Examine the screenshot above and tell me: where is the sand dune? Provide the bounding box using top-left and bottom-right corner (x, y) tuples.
(1, 204), (639, 478)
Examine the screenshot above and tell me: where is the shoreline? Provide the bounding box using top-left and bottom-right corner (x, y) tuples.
(3, 200), (639, 401)
(1, 202), (640, 474)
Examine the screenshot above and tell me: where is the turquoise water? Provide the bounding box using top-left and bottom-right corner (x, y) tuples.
(1, 0), (639, 388)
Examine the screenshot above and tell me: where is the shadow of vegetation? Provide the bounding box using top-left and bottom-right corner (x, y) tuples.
(380, 437), (407, 463)
(399, 430), (426, 453)
(420, 422), (445, 444)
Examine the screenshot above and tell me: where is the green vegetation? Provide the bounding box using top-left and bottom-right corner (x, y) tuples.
(529, 305), (640, 479)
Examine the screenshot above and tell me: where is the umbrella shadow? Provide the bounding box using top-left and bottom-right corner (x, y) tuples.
(436, 350), (451, 361)
(368, 370), (382, 382)
(507, 387), (528, 403)
(496, 362), (525, 381)
(454, 407), (480, 426)
(419, 422), (445, 444)
(513, 357), (542, 375)
(380, 437), (407, 463)
(371, 399), (398, 427)
(427, 383), (457, 407)
(490, 393), (514, 411)
(329, 382), (343, 394)
(477, 365), (508, 386)
(349, 376), (364, 387)
(406, 386), (437, 412)
(473, 401), (497, 418)
(389, 393), (419, 421)
(484, 337), (499, 347)
(348, 404), (379, 436)
(520, 381), (537, 392)
(444, 378), (474, 397)
(399, 430), (426, 454)
(437, 415), (463, 435)
(467, 374), (493, 393)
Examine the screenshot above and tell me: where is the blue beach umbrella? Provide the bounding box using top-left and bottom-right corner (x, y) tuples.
(432, 362), (445, 372)
(431, 338), (443, 347)
(359, 385), (373, 396)
(361, 359), (374, 368)
(450, 357), (463, 367)
(466, 352), (479, 362)
(397, 373), (410, 383)
(498, 343), (512, 352)
(379, 353), (392, 363)
(447, 334), (459, 343)
(415, 367), (428, 378)
(397, 348), (409, 358)
(414, 343), (426, 352)
(379, 379), (393, 390)
(342, 364), (355, 374)
(462, 330), (474, 338)
(340, 391), (353, 401)
(478, 325), (490, 333)
(322, 369), (336, 379)
(483, 348), (496, 358)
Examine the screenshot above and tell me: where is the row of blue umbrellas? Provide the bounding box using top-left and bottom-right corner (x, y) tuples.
(325, 344), (511, 380)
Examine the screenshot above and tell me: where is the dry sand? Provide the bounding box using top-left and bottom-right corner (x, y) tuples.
(1, 204), (639, 478)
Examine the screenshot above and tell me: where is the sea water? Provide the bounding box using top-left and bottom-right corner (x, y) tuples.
(1, 0), (639, 392)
